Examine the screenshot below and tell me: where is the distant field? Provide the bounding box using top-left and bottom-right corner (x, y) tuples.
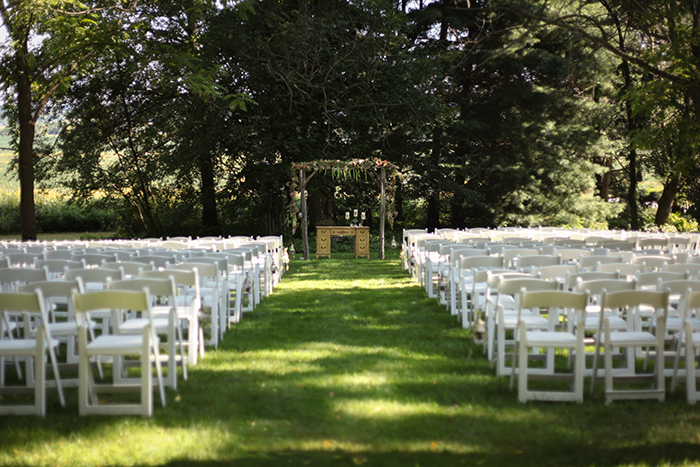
(0, 135), (17, 194)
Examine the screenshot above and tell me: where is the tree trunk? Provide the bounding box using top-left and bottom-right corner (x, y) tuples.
(621, 59), (640, 230)
(451, 171), (466, 228)
(200, 153), (219, 230)
(17, 47), (37, 241)
(426, 195), (439, 231)
(655, 170), (683, 225)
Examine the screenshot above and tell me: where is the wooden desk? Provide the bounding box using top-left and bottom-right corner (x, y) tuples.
(316, 226), (370, 258)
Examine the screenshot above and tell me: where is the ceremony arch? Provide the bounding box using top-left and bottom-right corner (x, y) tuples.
(290, 159), (400, 260)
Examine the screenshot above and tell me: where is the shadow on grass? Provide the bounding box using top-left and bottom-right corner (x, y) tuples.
(2, 256), (700, 466)
(152, 443), (700, 467)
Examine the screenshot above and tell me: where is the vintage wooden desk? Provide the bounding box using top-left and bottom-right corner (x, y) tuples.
(316, 226), (370, 258)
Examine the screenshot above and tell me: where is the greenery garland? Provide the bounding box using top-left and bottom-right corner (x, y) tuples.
(290, 159), (401, 233)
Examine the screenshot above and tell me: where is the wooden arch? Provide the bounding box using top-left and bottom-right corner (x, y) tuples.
(290, 159), (400, 260)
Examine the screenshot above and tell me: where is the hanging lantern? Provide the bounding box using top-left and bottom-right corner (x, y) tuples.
(243, 273), (252, 294)
(391, 237), (398, 249)
(439, 271), (448, 292)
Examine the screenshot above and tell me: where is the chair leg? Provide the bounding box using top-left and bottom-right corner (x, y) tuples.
(604, 343), (614, 405)
(517, 324), (528, 402)
(34, 327), (46, 417)
(141, 328), (153, 418)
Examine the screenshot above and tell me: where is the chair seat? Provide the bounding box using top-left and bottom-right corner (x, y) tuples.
(667, 317), (700, 332)
(47, 320), (96, 336)
(119, 317), (170, 333)
(584, 315), (626, 330)
(601, 331), (657, 347)
(524, 331), (577, 347)
(502, 314), (549, 328)
(0, 338), (59, 355)
(87, 335), (159, 355)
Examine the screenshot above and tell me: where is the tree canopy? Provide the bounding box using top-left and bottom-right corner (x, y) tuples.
(3, 0), (700, 238)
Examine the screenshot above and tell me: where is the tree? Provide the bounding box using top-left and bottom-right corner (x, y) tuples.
(406, 0), (620, 228)
(512, 0), (700, 226)
(0, 0), (137, 240)
(50, 0), (238, 237)
(215, 0), (445, 235)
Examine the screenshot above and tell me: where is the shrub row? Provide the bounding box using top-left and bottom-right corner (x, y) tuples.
(0, 195), (116, 235)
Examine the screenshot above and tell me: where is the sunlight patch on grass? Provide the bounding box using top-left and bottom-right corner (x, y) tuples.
(0, 423), (239, 466)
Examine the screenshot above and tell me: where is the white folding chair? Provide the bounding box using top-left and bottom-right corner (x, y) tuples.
(512, 289), (589, 402)
(107, 278), (188, 389)
(0, 290), (65, 416)
(590, 289), (670, 404)
(71, 288), (165, 417)
(167, 262), (222, 347)
(141, 269), (203, 366)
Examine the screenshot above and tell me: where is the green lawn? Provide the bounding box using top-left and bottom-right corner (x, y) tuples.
(1, 251), (700, 466)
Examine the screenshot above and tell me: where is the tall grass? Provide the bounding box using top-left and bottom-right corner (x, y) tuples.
(0, 251), (699, 466)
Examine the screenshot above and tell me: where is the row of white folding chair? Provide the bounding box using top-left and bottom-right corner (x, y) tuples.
(11, 269), (190, 388)
(0, 289), (66, 416)
(511, 285), (673, 404)
(4, 262), (198, 369)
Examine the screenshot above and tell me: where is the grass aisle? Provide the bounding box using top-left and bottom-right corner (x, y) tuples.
(2, 251), (700, 466)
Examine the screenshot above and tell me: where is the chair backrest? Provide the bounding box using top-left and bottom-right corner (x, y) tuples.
(637, 237), (670, 250)
(579, 255), (622, 269)
(497, 277), (561, 296)
(112, 251), (137, 262)
(599, 289), (670, 333)
(64, 267), (124, 287)
(140, 268), (201, 304)
(676, 288), (700, 325)
(0, 267), (49, 291)
(637, 271), (687, 289)
(132, 255), (174, 270)
(668, 236), (692, 252)
(460, 255), (504, 270)
(208, 252), (245, 270)
(595, 262), (643, 278)
(531, 264), (579, 281)
(18, 279), (82, 321)
(71, 289), (156, 342)
(556, 249), (592, 262)
(503, 248), (540, 267)
(576, 278), (637, 295)
(101, 261), (154, 277)
(168, 262), (219, 288)
(663, 263), (700, 277)
(518, 289), (589, 326)
(657, 279), (700, 296)
(34, 260), (84, 278)
(71, 253), (117, 267)
(43, 250), (75, 261)
(565, 271), (620, 290)
(516, 254), (561, 270)
(603, 241), (636, 251)
(4, 252), (43, 268)
(632, 255), (672, 271)
(494, 277), (560, 311)
(107, 278), (176, 309)
(184, 257), (227, 277)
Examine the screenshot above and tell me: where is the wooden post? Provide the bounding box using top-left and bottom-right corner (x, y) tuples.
(379, 167), (386, 260)
(300, 169), (310, 260)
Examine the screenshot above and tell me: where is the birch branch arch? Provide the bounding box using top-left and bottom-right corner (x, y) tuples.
(290, 159), (400, 260)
